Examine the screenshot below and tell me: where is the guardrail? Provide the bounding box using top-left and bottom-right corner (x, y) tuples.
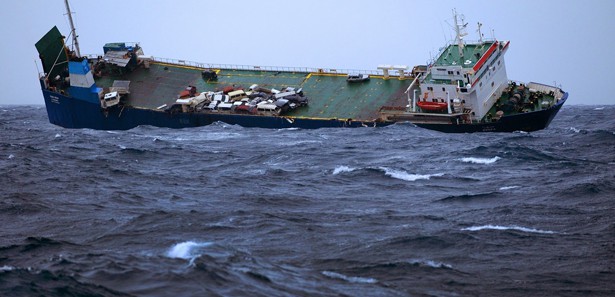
(81, 54), (409, 77)
(150, 56), (392, 76)
(526, 82), (565, 99)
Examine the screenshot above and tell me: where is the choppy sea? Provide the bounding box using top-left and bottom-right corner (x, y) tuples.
(0, 105), (614, 296)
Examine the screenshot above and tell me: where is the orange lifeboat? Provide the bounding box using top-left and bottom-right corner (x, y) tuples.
(417, 101), (448, 112)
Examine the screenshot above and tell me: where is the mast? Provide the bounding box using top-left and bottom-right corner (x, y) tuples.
(452, 9), (467, 58)
(64, 0), (80, 57)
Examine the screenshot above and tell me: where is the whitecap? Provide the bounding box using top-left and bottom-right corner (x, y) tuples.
(166, 241), (213, 260)
(461, 225), (556, 234)
(594, 107), (605, 110)
(499, 186), (519, 190)
(569, 127), (581, 133)
(8, 154), (14, 159)
(118, 145), (127, 150)
(381, 167), (443, 181)
(332, 165), (356, 175)
(408, 259), (452, 269)
(460, 156), (501, 164)
(170, 132), (242, 142)
(322, 271), (377, 284)
(0, 265), (15, 272)
(246, 169), (266, 175)
(54, 133), (61, 138)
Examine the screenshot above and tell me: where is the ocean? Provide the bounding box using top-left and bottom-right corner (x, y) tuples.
(0, 105), (613, 296)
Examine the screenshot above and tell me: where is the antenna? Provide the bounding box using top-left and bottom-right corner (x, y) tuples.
(477, 22), (483, 43)
(452, 9), (467, 58)
(64, 0), (80, 57)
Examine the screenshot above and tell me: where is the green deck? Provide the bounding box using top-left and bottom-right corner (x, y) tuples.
(94, 62), (412, 121)
(433, 42), (495, 68)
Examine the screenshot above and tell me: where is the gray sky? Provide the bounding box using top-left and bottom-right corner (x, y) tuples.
(1, 0), (614, 105)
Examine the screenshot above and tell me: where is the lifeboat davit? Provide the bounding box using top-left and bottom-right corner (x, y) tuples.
(417, 101), (448, 112)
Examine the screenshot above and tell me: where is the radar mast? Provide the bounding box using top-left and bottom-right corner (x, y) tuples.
(452, 9), (467, 58)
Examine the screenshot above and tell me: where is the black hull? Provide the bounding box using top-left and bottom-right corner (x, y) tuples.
(415, 93), (567, 133)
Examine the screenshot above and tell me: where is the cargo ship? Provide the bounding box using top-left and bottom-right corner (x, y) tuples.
(35, 2), (567, 132)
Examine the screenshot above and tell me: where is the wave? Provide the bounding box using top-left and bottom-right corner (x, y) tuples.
(0, 268), (129, 297)
(332, 165), (356, 175)
(569, 127), (582, 133)
(555, 180), (614, 198)
(459, 156), (501, 164)
(499, 185), (519, 190)
(321, 271), (377, 284)
(461, 225), (557, 234)
(117, 145), (149, 154)
(167, 132), (244, 142)
(438, 191), (500, 202)
(380, 167), (444, 182)
(332, 166), (443, 182)
(279, 140), (322, 146)
(408, 259), (453, 269)
(166, 241), (213, 261)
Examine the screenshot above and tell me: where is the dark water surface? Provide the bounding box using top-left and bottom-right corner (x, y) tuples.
(1, 105), (614, 296)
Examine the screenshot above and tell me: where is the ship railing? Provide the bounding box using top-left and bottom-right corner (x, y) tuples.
(149, 56), (392, 76)
(526, 82), (565, 99)
(113, 42), (140, 47)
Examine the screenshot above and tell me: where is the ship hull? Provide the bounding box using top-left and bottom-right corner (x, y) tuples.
(42, 90), (567, 133)
(42, 90), (390, 130)
(415, 93), (568, 133)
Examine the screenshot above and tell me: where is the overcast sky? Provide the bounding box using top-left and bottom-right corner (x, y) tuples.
(0, 0), (613, 105)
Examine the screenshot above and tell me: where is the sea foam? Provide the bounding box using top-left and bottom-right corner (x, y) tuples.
(408, 259), (453, 269)
(462, 225), (556, 234)
(332, 165), (356, 175)
(460, 156), (501, 164)
(166, 241), (213, 260)
(381, 167), (443, 181)
(0, 265), (15, 272)
(499, 186), (519, 190)
(322, 271), (377, 284)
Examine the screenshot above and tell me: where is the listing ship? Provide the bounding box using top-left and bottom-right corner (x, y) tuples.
(35, 2), (567, 133)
